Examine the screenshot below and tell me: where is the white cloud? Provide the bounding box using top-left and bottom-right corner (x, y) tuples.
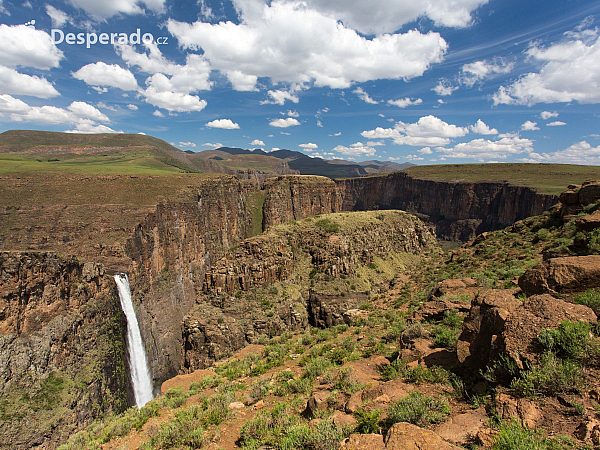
(494, 27), (600, 105)
(73, 62), (139, 91)
(387, 97), (423, 108)
(167, 1), (447, 90)
(541, 111), (558, 120)
(0, 24), (63, 69)
(153, 110), (164, 117)
(299, 143), (318, 150)
(66, 123), (122, 134)
(460, 58), (513, 87)
(521, 120), (539, 131)
(261, 89), (300, 105)
(361, 115), (469, 146)
(250, 139), (265, 146)
(269, 117), (300, 128)
(280, 131), (291, 135)
(353, 87), (378, 105)
(547, 121), (567, 127)
(418, 147), (433, 154)
(405, 154), (424, 161)
(179, 141), (196, 148)
(67, 101), (110, 122)
(432, 80), (458, 96)
(45, 4), (70, 27)
(143, 87), (207, 112)
(0, 94), (31, 113)
(523, 141), (600, 165)
(333, 142), (377, 157)
(439, 136), (534, 160)
(469, 119), (498, 135)
(330, 132), (342, 137)
(205, 118), (240, 129)
(67, 0), (166, 20)
(97, 101), (117, 111)
(367, 141), (385, 147)
(202, 142), (223, 148)
(286, 110), (299, 117)
(293, 0), (489, 34)
(126, 104), (138, 110)
(0, 66), (59, 98)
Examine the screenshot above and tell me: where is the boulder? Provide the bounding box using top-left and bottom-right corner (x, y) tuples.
(575, 210), (600, 232)
(435, 407), (488, 446)
(332, 410), (358, 429)
(340, 433), (386, 450)
(458, 291), (596, 371)
(303, 390), (331, 418)
(385, 422), (460, 449)
(519, 255), (600, 295)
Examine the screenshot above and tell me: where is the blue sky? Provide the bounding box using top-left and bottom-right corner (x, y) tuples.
(0, 0), (599, 164)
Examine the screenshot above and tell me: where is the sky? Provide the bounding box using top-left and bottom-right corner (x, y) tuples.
(0, 0), (599, 165)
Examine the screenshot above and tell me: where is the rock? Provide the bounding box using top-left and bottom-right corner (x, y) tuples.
(495, 394), (540, 428)
(228, 401), (245, 410)
(343, 308), (370, 325)
(374, 394), (391, 404)
(519, 255), (600, 295)
(309, 292), (368, 328)
(303, 390), (331, 418)
(340, 433), (386, 450)
(436, 407), (488, 445)
(575, 419), (600, 446)
(458, 290), (596, 371)
(345, 391), (363, 414)
(575, 210), (600, 232)
(332, 410), (358, 429)
(428, 278), (478, 300)
(560, 181), (600, 217)
(385, 422), (460, 449)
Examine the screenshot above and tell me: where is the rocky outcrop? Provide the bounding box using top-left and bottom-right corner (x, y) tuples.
(519, 255), (600, 295)
(335, 172), (557, 241)
(559, 181), (600, 219)
(262, 175), (342, 229)
(182, 211), (438, 371)
(457, 290), (597, 371)
(0, 251), (128, 449)
(341, 422), (460, 449)
(125, 176), (257, 383)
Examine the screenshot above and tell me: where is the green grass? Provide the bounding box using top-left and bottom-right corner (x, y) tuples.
(385, 391), (450, 429)
(404, 163), (600, 195)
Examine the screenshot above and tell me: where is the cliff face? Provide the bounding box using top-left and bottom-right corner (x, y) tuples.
(335, 172), (558, 241)
(182, 210), (438, 371)
(0, 252), (128, 450)
(262, 175), (342, 229)
(125, 176), (257, 383)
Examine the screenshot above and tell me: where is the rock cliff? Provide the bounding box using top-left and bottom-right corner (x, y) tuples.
(124, 176), (258, 383)
(0, 251), (128, 449)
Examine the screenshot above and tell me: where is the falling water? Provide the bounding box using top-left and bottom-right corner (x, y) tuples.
(114, 274), (154, 408)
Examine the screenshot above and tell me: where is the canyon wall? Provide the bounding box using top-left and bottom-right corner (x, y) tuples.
(262, 173), (558, 241)
(0, 251), (128, 450)
(124, 176), (258, 384)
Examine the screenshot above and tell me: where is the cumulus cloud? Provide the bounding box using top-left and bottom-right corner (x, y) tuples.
(0, 95), (116, 132)
(418, 147), (433, 154)
(261, 88), (300, 105)
(205, 118), (240, 129)
(387, 97), (423, 108)
(361, 115), (468, 146)
(286, 110), (299, 117)
(202, 142), (223, 148)
(494, 27), (600, 105)
(250, 139), (265, 146)
(153, 110), (164, 117)
(178, 141), (196, 148)
(143, 86), (207, 112)
(541, 110), (559, 120)
(0, 66), (59, 98)
(333, 142), (377, 157)
(469, 119), (498, 135)
(0, 24), (63, 69)
(67, 0), (166, 20)
(167, 1), (447, 91)
(432, 80), (458, 96)
(523, 141), (600, 165)
(293, 0), (489, 34)
(269, 117), (300, 128)
(439, 136), (534, 160)
(299, 143), (318, 150)
(460, 58), (513, 87)
(547, 121), (567, 126)
(521, 120), (539, 131)
(353, 87), (378, 104)
(73, 62), (139, 91)
(127, 104), (138, 110)
(45, 4), (70, 27)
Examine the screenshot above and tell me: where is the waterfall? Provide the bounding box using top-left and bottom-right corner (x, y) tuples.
(114, 274), (154, 408)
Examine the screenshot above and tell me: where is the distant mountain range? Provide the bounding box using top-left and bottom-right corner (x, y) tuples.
(0, 130), (413, 179)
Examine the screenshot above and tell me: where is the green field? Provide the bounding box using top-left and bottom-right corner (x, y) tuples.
(404, 163), (600, 195)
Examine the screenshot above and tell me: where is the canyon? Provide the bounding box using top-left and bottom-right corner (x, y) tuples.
(0, 169), (560, 448)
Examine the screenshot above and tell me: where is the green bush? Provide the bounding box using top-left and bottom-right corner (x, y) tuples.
(492, 420), (546, 450)
(315, 218), (341, 234)
(538, 320), (596, 360)
(574, 289), (600, 317)
(385, 391), (450, 429)
(431, 325), (459, 350)
(511, 352), (585, 397)
(355, 409), (381, 434)
(379, 359), (450, 385)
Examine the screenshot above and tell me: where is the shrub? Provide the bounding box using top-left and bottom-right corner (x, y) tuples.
(574, 289), (600, 317)
(379, 359), (450, 385)
(492, 420), (546, 450)
(315, 218), (341, 233)
(511, 352), (585, 397)
(355, 409), (381, 434)
(431, 325), (459, 350)
(385, 391), (450, 429)
(538, 320), (596, 360)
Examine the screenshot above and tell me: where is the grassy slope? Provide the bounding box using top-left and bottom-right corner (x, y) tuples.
(404, 163), (600, 195)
